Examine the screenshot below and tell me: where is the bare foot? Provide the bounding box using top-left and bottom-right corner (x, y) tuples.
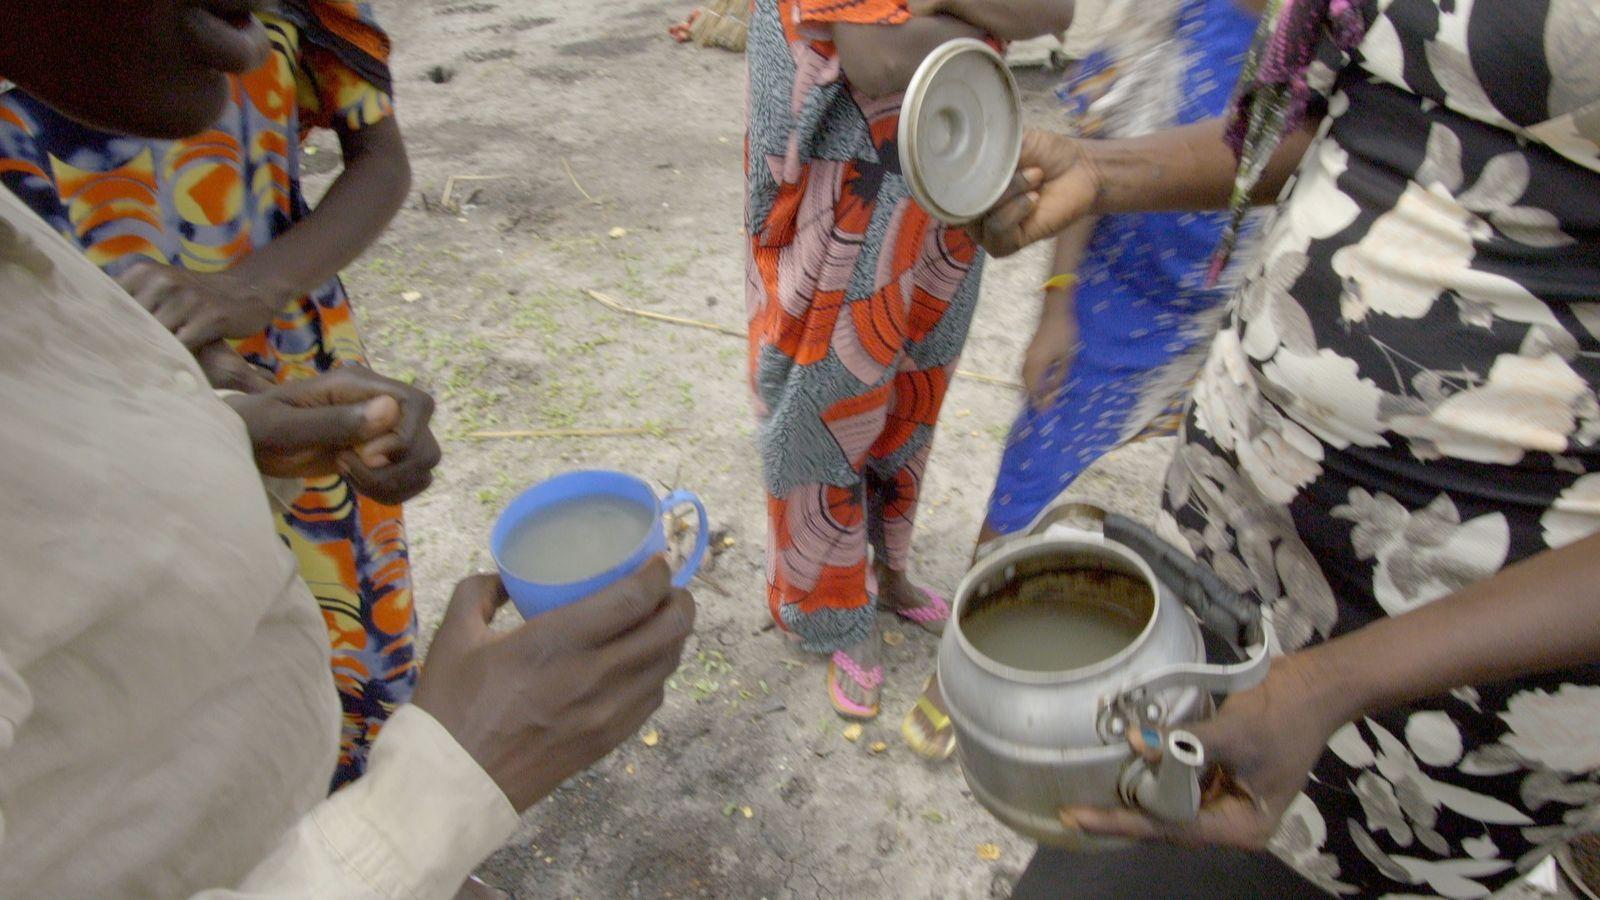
(827, 626), (883, 719)
(874, 562), (948, 635)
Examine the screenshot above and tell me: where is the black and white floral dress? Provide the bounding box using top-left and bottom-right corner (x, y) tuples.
(1158, 0), (1600, 895)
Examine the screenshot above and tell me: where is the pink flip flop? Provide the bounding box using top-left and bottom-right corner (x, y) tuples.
(828, 650), (884, 720)
(893, 588), (951, 633)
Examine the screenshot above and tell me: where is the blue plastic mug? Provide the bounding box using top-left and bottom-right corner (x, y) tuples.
(491, 470), (709, 619)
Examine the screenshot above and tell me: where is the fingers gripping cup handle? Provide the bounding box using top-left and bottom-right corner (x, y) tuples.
(663, 489), (708, 589)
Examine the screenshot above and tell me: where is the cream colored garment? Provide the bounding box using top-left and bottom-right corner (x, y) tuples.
(0, 188), (516, 898)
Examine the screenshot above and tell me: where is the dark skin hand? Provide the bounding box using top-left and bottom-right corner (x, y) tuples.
(414, 560), (697, 812)
(196, 340), (275, 394)
(1021, 218), (1093, 414)
(973, 118), (1319, 258)
(224, 364), (441, 504)
(119, 264), (276, 350)
(117, 117), (413, 351)
(1063, 652), (1343, 848)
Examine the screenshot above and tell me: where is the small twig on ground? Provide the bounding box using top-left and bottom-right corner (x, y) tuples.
(957, 369), (1025, 389)
(562, 158), (599, 205)
(581, 288), (1023, 390)
(585, 288), (745, 337)
(695, 570), (731, 597)
(441, 174), (510, 212)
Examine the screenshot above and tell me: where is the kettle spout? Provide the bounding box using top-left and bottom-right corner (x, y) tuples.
(1120, 730), (1204, 823)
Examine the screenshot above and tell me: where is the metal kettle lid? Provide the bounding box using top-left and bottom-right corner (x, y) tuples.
(898, 38), (1022, 225)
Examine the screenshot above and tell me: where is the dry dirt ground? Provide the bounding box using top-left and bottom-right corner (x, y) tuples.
(311, 3), (1170, 896)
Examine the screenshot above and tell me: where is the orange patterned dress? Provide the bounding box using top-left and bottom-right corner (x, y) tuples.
(0, 2), (410, 787)
(746, 0), (985, 652)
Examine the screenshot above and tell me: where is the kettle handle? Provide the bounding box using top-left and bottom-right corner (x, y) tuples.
(1103, 513), (1263, 654)
(1113, 626), (1273, 705)
(1101, 517), (1273, 715)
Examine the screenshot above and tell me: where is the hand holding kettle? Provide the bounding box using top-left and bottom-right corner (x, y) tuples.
(1056, 513), (1600, 853)
(1060, 652), (1351, 849)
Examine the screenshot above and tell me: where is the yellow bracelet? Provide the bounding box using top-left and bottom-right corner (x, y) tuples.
(1042, 274), (1078, 292)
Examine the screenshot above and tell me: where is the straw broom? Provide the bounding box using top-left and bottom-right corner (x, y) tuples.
(688, 0), (747, 52)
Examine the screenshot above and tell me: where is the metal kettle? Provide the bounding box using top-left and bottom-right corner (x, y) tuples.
(936, 505), (1272, 849)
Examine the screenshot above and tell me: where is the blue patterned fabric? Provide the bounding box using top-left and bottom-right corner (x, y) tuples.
(986, 0), (1258, 535)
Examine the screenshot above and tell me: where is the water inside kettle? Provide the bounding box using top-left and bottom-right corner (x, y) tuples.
(960, 567), (1153, 672)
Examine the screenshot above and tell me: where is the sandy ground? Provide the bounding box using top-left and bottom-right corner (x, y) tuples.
(314, 3), (1170, 896)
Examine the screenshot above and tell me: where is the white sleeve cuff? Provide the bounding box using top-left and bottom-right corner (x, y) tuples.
(309, 704), (520, 899)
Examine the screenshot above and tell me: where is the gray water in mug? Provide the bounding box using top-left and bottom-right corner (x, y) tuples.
(962, 570), (1151, 672)
(501, 494), (656, 584)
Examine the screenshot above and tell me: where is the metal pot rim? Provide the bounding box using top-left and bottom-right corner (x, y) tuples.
(946, 532), (1165, 686)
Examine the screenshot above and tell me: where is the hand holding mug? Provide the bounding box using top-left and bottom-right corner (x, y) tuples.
(413, 561), (696, 812)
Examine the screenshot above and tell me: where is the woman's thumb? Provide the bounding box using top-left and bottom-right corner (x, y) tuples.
(436, 574), (510, 646)
(357, 394), (401, 441)
(289, 395), (399, 451)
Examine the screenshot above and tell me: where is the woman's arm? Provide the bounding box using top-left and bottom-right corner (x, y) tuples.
(975, 117), (1318, 257)
(910, 0), (1076, 41)
(1021, 218), (1094, 411)
(1084, 118), (1313, 215)
(1062, 531), (1600, 848)
(832, 15), (984, 99)
(231, 116), (411, 309)
(835, 0), (1078, 98)
(120, 117), (412, 349)
(1315, 532), (1600, 725)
